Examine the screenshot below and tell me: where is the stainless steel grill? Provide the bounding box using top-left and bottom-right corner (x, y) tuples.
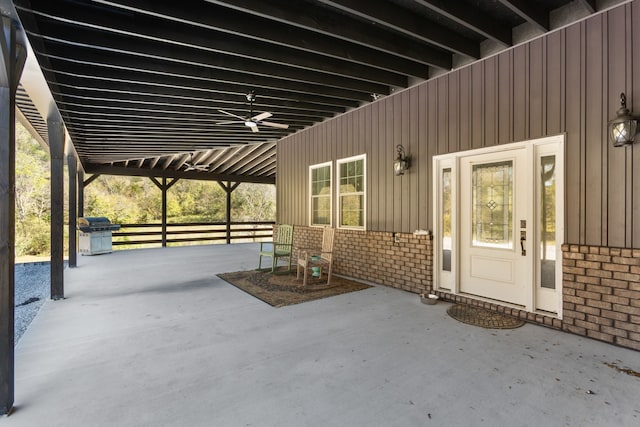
(77, 217), (120, 255)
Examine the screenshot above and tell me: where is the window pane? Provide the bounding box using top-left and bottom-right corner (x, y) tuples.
(312, 197), (331, 225)
(311, 165), (331, 225)
(355, 176), (363, 192)
(472, 161), (513, 249)
(442, 168), (452, 272)
(311, 165), (330, 197)
(338, 157), (365, 228)
(540, 155), (556, 289)
(340, 194), (363, 226)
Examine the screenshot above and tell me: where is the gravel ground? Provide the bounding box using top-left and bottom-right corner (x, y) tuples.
(14, 262), (51, 344)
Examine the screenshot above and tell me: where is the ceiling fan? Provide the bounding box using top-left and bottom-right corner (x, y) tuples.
(216, 92), (289, 133)
(183, 153), (209, 171)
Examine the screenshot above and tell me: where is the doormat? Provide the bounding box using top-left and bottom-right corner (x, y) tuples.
(217, 270), (372, 308)
(447, 304), (526, 329)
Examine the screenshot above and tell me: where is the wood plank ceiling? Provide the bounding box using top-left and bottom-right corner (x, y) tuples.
(13, 0), (604, 183)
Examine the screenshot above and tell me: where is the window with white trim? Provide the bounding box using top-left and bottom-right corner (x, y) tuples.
(337, 155), (366, 229)
(309, 162), (332, 226)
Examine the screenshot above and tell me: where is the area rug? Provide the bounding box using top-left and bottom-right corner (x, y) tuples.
(217, 270), (372, 307)
(447, 304), (526, 329)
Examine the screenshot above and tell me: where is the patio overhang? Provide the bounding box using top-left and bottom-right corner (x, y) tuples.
(11, 0), (627, 183)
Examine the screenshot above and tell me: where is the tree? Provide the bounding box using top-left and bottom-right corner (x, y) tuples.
(15, 123), (51, 255)
(232, 184), (276, 221)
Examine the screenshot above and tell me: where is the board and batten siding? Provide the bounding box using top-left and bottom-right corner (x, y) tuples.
(277, 1), (640, 249)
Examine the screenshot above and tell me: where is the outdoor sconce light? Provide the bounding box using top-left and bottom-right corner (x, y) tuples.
(608, 93), (639, 147)
(394, 144), (410, 176)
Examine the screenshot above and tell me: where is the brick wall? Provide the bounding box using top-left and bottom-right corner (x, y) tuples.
(285, 225), (432, 295)
(561, 244), (640, 350)
(276, 226), (639, 351)
(433, 244), (640, 351)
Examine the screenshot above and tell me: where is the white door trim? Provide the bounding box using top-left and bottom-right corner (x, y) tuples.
(433, 134), (565, 317)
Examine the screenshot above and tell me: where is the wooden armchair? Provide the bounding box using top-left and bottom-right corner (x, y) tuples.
(297, 227), (335, 287)
(258, 224), (294, 273)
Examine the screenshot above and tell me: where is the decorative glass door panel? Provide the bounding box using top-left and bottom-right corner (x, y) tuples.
(442, 168), (452, 272)
(472, 161), (513, 249)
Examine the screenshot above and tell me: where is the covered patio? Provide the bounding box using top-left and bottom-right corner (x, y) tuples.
(6, 244), (640, 426)
(2, 0), (640, 421)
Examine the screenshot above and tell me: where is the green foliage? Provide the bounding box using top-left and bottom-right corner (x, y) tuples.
(15, 123), (51, 255)
(85, 176), (148, 224)
(86, 179), (276, 224)
(15, 121), (276, 256)
(16, 216), (50, 256)
(232, 184), (276, 221)
(84, 177), (276, 224)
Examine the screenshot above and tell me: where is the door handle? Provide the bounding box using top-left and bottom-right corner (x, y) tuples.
(520, 231), (526, 256)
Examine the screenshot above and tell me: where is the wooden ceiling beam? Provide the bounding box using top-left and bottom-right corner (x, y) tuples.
(18, 0), (407, 86)
(34, 35), (386, 98)
(315, 0), (479, 59)
(496, 0), (549, 32)
(84, 164), (275, 184)
(51, 99), (317, 125)
(577, 0), (596, 13)
(96, 0), (438, 75)
(412, 0), (512, 46)
(52, 89), (339, 118)
(38, 60), (364, 106)
(35, 26), (389, 95)
(51, 81), (347, 114)
(208, 0), (456, 66)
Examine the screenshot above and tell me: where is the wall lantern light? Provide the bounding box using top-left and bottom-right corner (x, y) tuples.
(608, 92), (639, 147)
(394, 144), (410, 176)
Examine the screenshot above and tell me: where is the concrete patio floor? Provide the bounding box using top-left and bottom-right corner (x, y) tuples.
(2, 243), (639, 426)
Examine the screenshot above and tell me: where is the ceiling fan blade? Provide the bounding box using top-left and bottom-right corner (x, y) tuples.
(184, 163), (209, 171)
(215, 120), (242, 125)
(250, 124), (260, 133)
(260, 121), (289, 129)
(218, 109), (246, 120)
(251, 111), (272, 122)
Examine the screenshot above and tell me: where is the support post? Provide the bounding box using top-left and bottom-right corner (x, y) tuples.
(161, 177), (167, 247)
(218, 181), (240, 244)
(0, 14), (26, 416)
(68, 154), (77, 268)
(48, 118), (65, 300)
(150, 177), (178, 248)
(78, 168), (84, 217)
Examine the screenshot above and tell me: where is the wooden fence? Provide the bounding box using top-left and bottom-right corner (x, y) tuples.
(111, 221), (274, 248)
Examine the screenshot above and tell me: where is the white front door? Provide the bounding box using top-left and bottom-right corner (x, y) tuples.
(433, 136), (564, 315)
(459, 148), (531, 306)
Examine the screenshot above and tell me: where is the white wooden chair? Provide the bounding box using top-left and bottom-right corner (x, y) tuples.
(296, 227), (335, 286)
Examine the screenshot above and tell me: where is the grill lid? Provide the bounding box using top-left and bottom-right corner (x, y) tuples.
(78, 217), (121, 232)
